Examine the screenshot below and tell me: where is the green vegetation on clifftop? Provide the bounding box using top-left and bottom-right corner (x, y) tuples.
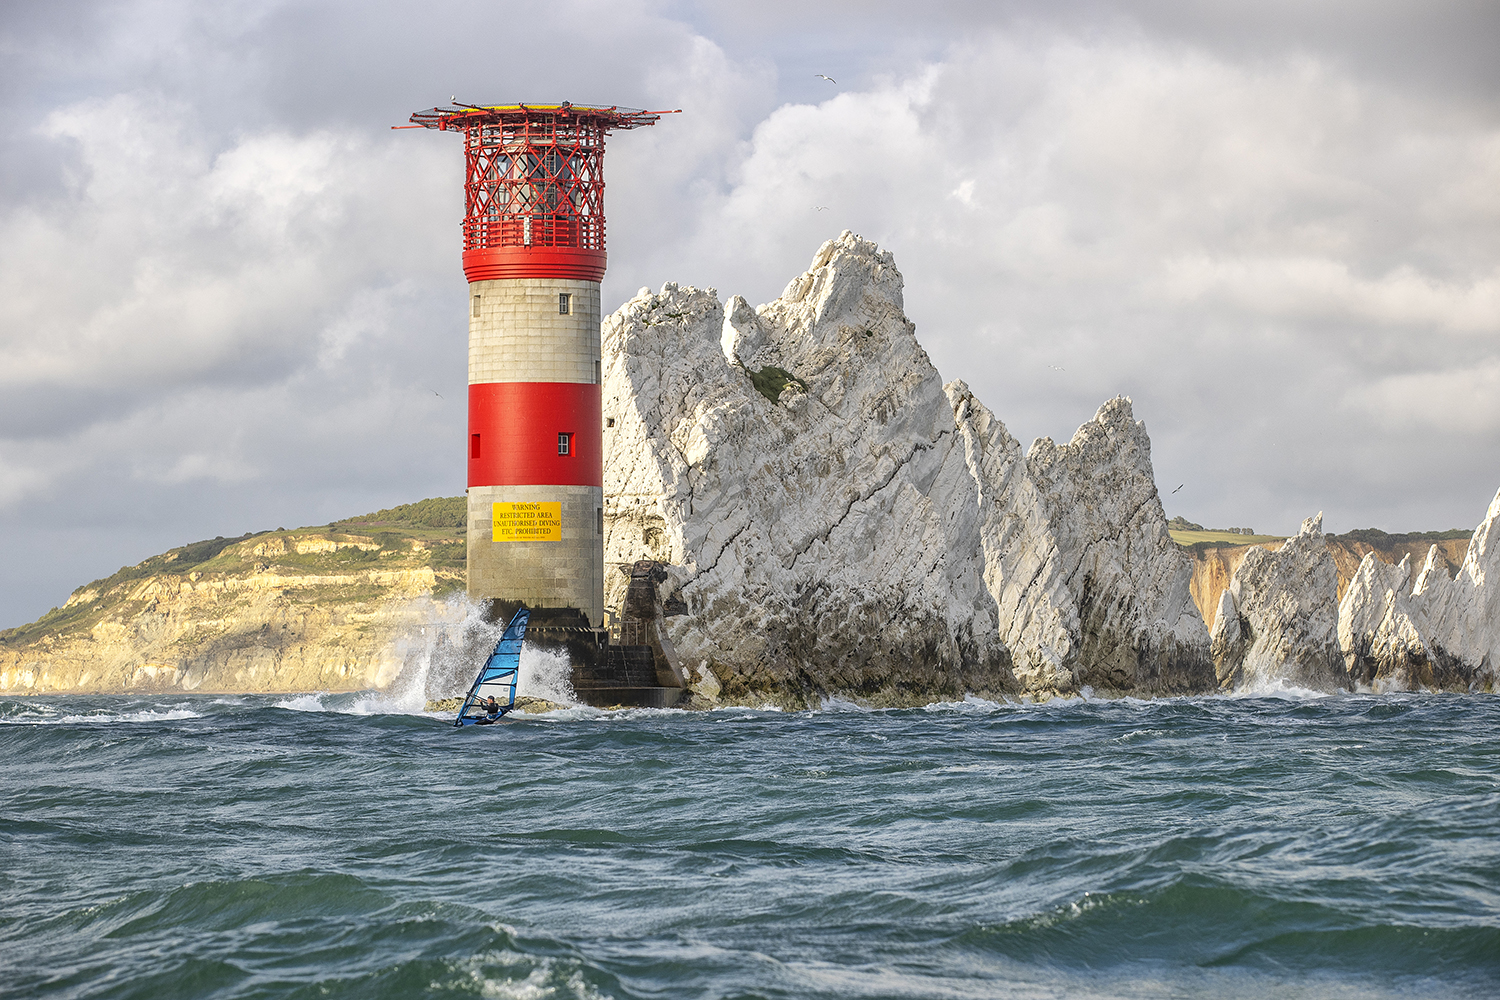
(333, 496), (466, 532)
(1169, 529), (1287, 548)
(1, 497), (468, 643)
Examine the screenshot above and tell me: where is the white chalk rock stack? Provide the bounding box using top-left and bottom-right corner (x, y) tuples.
(1338, 487), (1500, 691)
(1211, 513), (1349, 691)
(601, 232), (1212, 705)
(949, 386), (1210, 694)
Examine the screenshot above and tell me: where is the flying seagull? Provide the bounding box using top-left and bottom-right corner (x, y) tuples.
(815, 205), (829, 211)
(425, 387), (443, 399)
(816, 74), (836, 84)
(1171, 484), (1184, 494)
(1048, 364), (1066, 372)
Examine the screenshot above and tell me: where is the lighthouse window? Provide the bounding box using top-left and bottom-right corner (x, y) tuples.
(471, 434), (481, 459)
(606, 417), (615, 428)
(472, 295), (481, 318)
(557, 432), (572, 456)
(559, 293), (571, 315)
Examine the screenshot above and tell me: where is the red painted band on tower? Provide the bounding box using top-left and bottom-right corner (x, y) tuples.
(468, 382), (602, 488)
(462, 247), (608, 283)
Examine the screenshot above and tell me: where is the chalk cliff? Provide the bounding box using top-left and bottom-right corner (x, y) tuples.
(0, 503), (469, 695)
(1338, 488), (1500, 691)
(601, 232), (1212, 706)
(1181, 536), (1468, 632)
(1201, 494), (1497, 694)
(1210, 514), (1348, 691)
(1184, 542), (1283, 628)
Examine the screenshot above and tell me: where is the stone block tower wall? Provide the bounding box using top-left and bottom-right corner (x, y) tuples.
(466, 278), (604, 624)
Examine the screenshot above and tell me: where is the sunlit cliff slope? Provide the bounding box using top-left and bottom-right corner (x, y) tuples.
(0, 499), (467, 695)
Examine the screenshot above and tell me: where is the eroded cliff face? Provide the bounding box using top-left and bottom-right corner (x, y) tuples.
(0, 516), (468, 695)
(1185, 542), (1283, 628)
(1197, 491), (1498, 694)
(1326, 538), (1468, 601)
(601, 232), (1213, 706)
(1209, 514), (1348, 691)
(1338, 489), (1500, 692)
(1184, 537), (1466, 631)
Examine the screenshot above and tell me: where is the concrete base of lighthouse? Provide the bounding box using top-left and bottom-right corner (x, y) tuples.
(467, 484), (604, 626)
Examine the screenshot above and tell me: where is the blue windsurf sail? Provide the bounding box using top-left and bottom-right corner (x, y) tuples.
(454, 607), (529, 727)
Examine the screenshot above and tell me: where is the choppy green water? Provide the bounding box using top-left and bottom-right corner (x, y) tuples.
(2, 692), (1497, 999)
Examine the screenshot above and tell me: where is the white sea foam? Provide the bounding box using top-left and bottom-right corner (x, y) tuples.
(269, 689), (433, 717)
(272, 694), (329, 713)
(519, 704), (608, 721)
(1, 707), (202, 726)
(708, 704), (782, 716)
(461, 954), (611, 1000)
(921, 695), (1012, 714)
(816, 695), (871, 713)
(370, 595), (582, 712)
(517, 645), (576, 705)
(1225, 677), (1338, 701)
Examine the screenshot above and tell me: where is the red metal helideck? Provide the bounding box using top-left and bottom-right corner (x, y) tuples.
(402, 102), (678, 282)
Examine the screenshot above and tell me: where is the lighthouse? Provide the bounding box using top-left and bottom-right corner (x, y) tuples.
(406, 102), (671, 625)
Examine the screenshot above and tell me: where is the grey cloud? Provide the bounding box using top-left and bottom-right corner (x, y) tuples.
(693, 0), (1500, 89)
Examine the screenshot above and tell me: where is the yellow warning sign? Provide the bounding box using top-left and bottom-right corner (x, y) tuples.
(492, 501), (562, 542)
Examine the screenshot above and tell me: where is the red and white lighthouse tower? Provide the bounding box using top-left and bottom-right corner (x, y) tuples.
(407, 102), (671, 624)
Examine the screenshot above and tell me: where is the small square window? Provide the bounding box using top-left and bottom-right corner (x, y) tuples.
(557, 432), (572, 456)
(606, 417), (615, 428)
(559, 293), (571, 315)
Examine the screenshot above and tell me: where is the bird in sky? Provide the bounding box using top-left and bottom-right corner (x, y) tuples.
(425, 387), (443, 399)
(815, 205), (829, 211)
(1048, 364), (1066, 372)
(816, 74), (836, 84)
(1171, 484), (1184, 494)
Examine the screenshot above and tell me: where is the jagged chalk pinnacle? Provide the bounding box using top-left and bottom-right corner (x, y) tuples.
(599, 235), (1213, 706)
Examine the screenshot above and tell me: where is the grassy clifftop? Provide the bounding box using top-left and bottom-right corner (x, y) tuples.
(1169, 528), (1287, 547)
(0, 498), (470, 695)
(3, 497), (467, 646)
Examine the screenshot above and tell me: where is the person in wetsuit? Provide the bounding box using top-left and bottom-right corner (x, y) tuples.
(471, 695), (503, 724)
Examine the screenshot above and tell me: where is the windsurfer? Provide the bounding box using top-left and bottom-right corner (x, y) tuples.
(453, 606), (528, 728)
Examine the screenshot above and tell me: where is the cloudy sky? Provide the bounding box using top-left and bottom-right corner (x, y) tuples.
(2, 0), (1497, 627)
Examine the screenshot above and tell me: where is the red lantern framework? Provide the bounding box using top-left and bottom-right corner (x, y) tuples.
(406, 103), (672, 282)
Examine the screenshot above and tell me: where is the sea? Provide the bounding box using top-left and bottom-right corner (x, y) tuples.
(2, 684), (1498, 999)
